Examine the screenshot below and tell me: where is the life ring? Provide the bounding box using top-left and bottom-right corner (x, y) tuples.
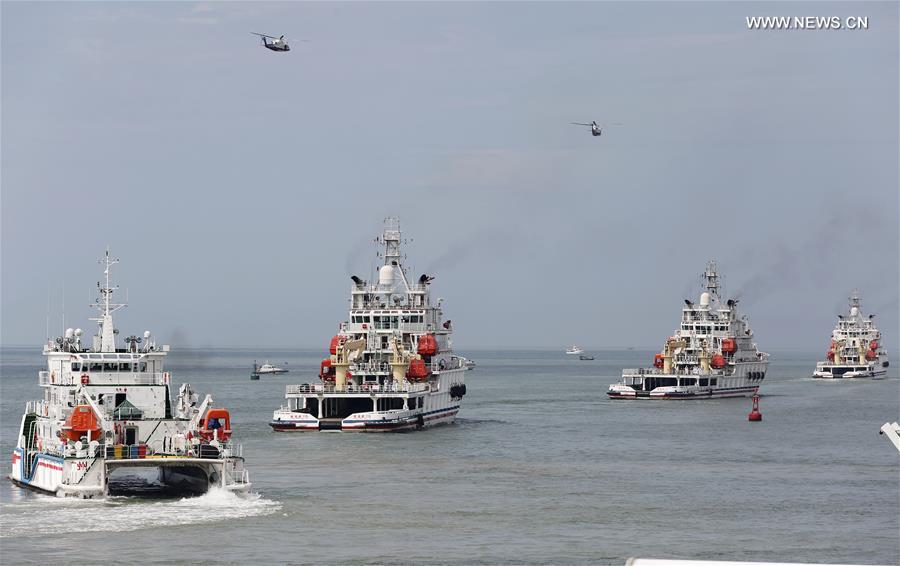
(80, 373), (90, 385)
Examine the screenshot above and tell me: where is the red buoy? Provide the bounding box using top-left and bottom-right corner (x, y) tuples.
(748, 395), (762, 422)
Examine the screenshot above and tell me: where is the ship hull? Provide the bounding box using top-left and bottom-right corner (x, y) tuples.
(9, 447), (249, 498)
(270, 405), (460, 432)
(608, 385), (759, 400)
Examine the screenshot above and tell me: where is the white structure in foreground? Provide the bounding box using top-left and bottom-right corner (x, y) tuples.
(9, 251), (250, 498)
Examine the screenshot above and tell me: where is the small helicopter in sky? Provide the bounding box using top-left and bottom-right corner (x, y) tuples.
(570, 121), (621, 137)
(251, 32), (291, 52)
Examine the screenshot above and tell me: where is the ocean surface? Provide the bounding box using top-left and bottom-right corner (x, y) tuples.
(1, 347), (897, 565)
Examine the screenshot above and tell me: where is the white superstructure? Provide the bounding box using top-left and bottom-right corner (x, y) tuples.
(609, 261), (769, 400)
(566, 345), (584, 355)
(812, 291), (889, 379)
(271, 218), (469, 432)
(9, 251), (250, 498)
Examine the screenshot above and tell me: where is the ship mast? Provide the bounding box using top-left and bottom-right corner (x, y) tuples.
(703, 260), (720, 298)
(375, 217), (413, 295)
(90, 248), (126, 352)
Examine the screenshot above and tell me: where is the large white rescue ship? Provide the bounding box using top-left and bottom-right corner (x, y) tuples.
(812, 291), (889, 379)
(9, 251), (250, 498)
(608, 261), (769, 400)
(270, 218), (469, 432)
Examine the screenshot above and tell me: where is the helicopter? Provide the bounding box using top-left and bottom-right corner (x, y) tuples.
(251, 32), (291, 52)
(570, 121), (621, 137)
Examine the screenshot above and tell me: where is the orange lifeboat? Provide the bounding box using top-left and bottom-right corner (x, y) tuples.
(722, 338), (737, 354)
(711, 354), (726, 369)
(653, 354), (664, 369)
(865, 350), (877, 360)
(417, 334), (437, 356)
(869, 340), (878, 351)
(199, 408), (232, 442)
(406, 359), (431, 381)
(329, 335), (345, 355)
(61, 405), (101, 442)
(320, 359), (335, 381)
(826, 350), (835, 361)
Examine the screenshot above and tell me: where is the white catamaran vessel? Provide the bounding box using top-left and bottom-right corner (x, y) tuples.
(608, 261), (769, 400)
(270, 218), (469, 432)
(9, 251), (250, 498)
(812, 291), (889, 379)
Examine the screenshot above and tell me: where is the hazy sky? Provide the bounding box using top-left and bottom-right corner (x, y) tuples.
(2, 1), (897, 353)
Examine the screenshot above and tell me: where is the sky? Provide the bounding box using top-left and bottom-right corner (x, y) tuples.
(2, 1), (898, 353)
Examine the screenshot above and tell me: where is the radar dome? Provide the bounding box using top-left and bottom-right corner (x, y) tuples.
(74, 328), (83, 337)
(65, 328), (74, 339)
(144, 330), (151, 339)
(850, 306), (859, 317)
(379, 265), (395, 287)
(699, 292), (711, 307)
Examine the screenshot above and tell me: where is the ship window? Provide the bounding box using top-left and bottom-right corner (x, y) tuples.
(119, 362), (132, 372)
(103, 362), (117, 372)
(710, 378), (717, 386)
(138, 362), (147, 372)
(71, 362), (82, 371)
(90, 362), (103, 372)
(699, 378), (709, 386)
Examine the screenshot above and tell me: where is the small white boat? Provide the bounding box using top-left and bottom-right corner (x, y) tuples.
(566, 345), (584, 355)
(257, 362), (288, 374)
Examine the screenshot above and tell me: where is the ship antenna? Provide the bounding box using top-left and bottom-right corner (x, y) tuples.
(90, 248), (126, 352)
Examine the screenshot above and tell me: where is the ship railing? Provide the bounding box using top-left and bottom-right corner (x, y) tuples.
(45, 372), (170, 386)
(39, 371), (51, 386)
(623, 368), (665, 376)
(98, 441), (243, 460)
(25, 399), (64, 419)
(350, 361), (393, 374)
(228, 467), (250, 485)
(286, 382), (431, 395)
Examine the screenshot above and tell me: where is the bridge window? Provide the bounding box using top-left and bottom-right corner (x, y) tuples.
(119, 362), (132, 372)
(90, 362), (103, 372)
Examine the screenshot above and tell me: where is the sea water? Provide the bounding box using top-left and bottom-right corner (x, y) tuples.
(1, 347), (897, 564)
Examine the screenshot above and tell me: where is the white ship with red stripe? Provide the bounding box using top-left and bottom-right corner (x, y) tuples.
(270, 218), (469, 432)
(9, 251), (250, 498)
(608, 261), (769, 400)
(812, 291), (889, 379)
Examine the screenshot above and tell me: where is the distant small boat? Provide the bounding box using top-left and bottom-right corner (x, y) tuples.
(566, 345), (584, 355)
(257, 361), (289, 374)
(465, 359), (476, 371)
(579, 355), (594, 361)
